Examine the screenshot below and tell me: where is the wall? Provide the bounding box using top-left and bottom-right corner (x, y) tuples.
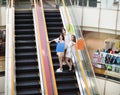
(65, 6), (120, 35)
(0, 6), (6, 26)
(96, 78), (120, 95)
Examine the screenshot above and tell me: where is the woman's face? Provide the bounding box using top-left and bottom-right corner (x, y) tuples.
(59, 35), (63, 40)
(62, 29), (66, 35)
(71, 35), (74, 41)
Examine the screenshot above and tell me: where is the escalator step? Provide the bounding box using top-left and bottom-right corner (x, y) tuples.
(15, 29), (34, 35)
(16, 66), (39, 74)
(16, 72), (39, 79)
(45, 12), (60, 17)
(15, 53), (37, 60)
(15, 11), (32, 14)
(15, 15), (33, 19)
(55, 71), (75, 76)
(56, 78), (77, 84)
(58, 86), (79, 92)
(16, 59), (37, 66)
(15, 24), (34, 29)
(15, 47), (36, 53)
(17, 88), (41, 95)
(46, 22), (63, 27)
(15, 40), (35, 47)
(15, 19), (33, 24)
(58, 92), (79, 95)
(45, 17), (62, 22)
(15, 35), (35, 40)
(16, 81), (40, 89)
(47, 27), (62, 32)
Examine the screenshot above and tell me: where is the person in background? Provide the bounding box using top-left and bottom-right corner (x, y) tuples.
(65, 35), (76, 71)
(49, 34), (65, 72)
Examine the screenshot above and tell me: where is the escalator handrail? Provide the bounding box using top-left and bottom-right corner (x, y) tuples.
(33, 0), (47, 95)
(33, 0), (58, 95)
(5, 0), (15, 95)
(37, 0), (58, 95)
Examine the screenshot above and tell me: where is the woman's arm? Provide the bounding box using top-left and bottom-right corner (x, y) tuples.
(48, 37), (59, 44)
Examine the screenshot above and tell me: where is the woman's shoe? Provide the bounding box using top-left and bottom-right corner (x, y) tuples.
(56, 68), (63, 72)
(69, 68), (72, 71)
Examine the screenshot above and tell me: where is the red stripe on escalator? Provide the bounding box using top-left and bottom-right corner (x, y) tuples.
(36, 4), (53, 95)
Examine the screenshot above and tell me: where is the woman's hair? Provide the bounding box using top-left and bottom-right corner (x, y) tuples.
(72, 35), (76, 42)
(59, 33), (64, 41)
(62, 27), (66, 32)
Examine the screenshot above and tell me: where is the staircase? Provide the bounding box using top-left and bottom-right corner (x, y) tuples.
(44, 10), (80, 95)
(15, 10), (41, 95)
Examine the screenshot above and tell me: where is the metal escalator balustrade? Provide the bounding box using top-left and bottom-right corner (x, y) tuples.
(44, 10), (80, 95)
(15, 10), (41, 95)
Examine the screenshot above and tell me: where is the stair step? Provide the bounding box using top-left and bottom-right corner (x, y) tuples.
(17, 88), (41, 95)
(45, 12), (60, 17)
(15, 46), (36, 53)
(55, 71), (75, 76)
(45, 17), (62, 22)
(58, 86), (79, 92)
(15, 35), (35, 40)
(47, 27), (62, 32)
(56, 77), (77, 84)
(46, 22), (63, 27)
(58, 92), (79, 95)
(15, 19), (33, 24)
(15, 40), (35, 47)
(15, 53), (37, 60)
(16, 73), (39, 79)
(15, 15), (33, 19)
(15, 29), (34, 35)
(16, 59), (37, 65)
(15, 24), (34, 29)
(16, 81), (40, 89)
(15, 11), (32, 14)
(16, 66), (39, 74)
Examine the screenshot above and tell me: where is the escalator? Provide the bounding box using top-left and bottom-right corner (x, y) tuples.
(44, 10), (80, 95)
(15, 10), (41, 95)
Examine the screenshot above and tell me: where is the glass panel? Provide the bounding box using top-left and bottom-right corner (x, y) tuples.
(59, 0), (100, 94)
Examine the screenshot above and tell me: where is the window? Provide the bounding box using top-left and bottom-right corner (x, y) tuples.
(0, 0), (6, 6)
(79, 0), (87, 6)
(89, 0), (97, 7)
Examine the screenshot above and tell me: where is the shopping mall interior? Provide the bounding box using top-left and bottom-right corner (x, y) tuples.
(0, 0), (120, 95)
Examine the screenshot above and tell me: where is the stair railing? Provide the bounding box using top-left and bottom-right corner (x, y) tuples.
(5, 0), (15, 95)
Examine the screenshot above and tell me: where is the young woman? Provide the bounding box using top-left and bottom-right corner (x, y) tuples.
(62, 27), (71, 65)
(49, 34), (65, 72)
(65, 35), (76, 71)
